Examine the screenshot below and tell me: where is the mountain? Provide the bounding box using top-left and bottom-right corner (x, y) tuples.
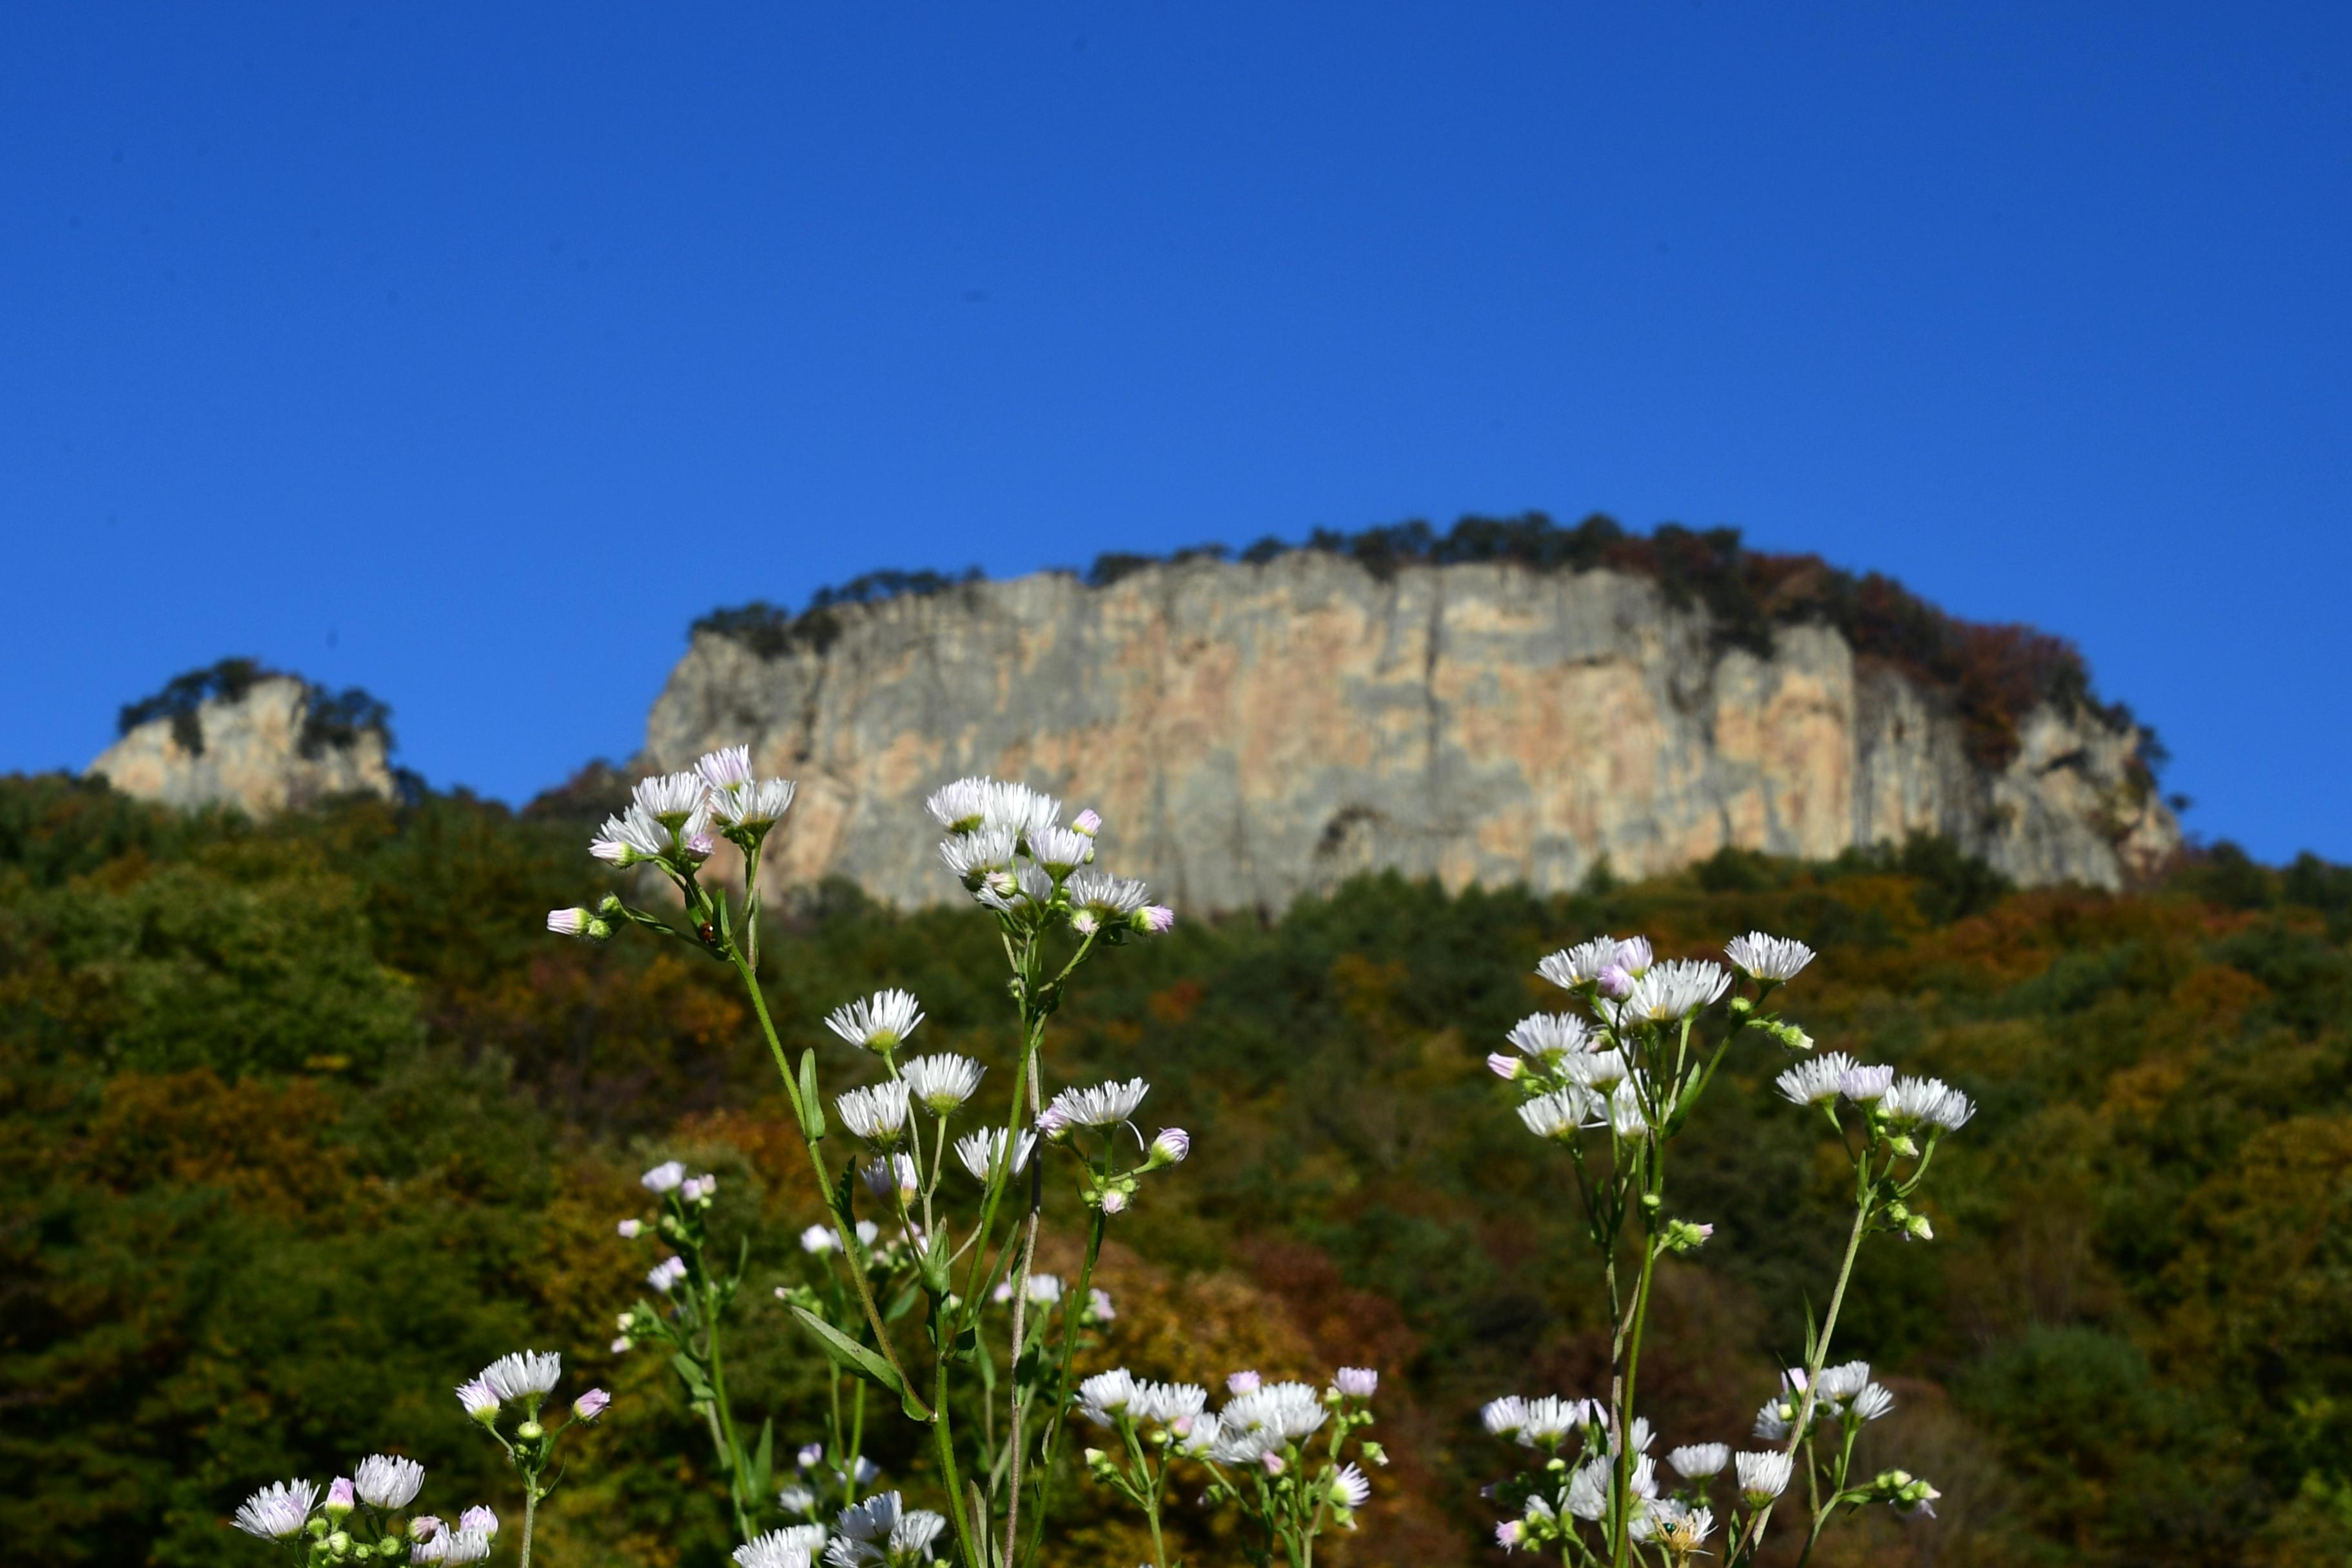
(86, 661), (400, 816)
(646, 520), (2177, 908)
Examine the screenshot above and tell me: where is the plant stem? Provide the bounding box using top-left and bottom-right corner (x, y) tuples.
(1609, 1220), (1660, 1568)
(705, 1298), (753, 1539)
(519, 1486), (537, 1568)
(732, 949), (929, 1416)
(1019, 1210), (1108, 1568)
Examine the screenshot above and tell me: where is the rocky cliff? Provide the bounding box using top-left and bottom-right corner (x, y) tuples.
(88, 671), (401, 816)
(645, 552), (2179, 910)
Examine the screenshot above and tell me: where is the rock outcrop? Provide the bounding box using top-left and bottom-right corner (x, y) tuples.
(645, 553), (2178, 910)
(88, 674), (401, 817)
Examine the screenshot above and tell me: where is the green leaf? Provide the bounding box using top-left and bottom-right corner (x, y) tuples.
(669, 1351), (716, 1403)
(750, 1416), (775, 1498)
(799, 1050), (825, 1141)
(789, 1305), (904, 1397)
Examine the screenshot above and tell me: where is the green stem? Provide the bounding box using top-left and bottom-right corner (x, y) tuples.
(932, 1351), (985, 1568)
(1121, 1423), (1168, 1568)
(1609, 1223), (1660, 1568)
(732, 950), (930, 1417)
(704, 1296), (753, 1540)
(1020, 1210), (1108, 1568)
(518, 1485), (537, 1568)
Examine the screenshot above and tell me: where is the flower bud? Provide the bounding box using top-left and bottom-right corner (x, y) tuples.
(324, 1478), (355, 1518)
(573, 1388), (611, 1422)
(1147, 1128), (1191, 1167)
(616, 1219), (642, 1239)
(1098, 1188), (1129, 1215)
(610, 1336), (632, 1354)
(1905, 1213), (1936, 1241)
(515, 1420), (544, 1442)
(1260, 1452), (1286, 1476)
(1486, 1052), (1524, 1081)
(1360, 1440), (1389, 1466)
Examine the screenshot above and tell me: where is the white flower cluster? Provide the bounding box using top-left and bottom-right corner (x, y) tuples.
(582, 746), (798, 875)
(1485, 1390), (1808, 1558)
(927, 776), (1173, 937)
(1772, 1054), (1975, 1129)
(824, 1490), (949, 1568)
(1752, 1360), (1898, 1442)
(230, 1465), (499, 1565)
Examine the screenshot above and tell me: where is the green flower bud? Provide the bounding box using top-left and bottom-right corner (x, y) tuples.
(516, 1419), (544, 1442)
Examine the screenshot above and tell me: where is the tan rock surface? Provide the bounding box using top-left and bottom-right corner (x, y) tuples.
(645, 554), (2179, 910)
(88, 675), (399, 817)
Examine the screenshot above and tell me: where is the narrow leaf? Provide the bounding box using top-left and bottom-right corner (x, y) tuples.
(789, 1305), (904, 1397)
(799, 1050), (825, 1141)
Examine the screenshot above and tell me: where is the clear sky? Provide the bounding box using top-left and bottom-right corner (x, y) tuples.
(5, 4), (2346, 860)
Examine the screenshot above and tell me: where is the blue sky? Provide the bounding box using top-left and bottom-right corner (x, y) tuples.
(4, 3), (2346, 859)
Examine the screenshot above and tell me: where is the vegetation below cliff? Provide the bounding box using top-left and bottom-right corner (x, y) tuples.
(4, 776), (2342, 1566)
(693, 514), (2161, 779)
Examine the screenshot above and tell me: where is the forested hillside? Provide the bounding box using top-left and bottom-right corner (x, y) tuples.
(4, 774), (2347, 1566)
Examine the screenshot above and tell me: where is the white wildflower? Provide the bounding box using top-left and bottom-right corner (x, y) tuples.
(1611, 1079), (1649, 1138)
(478, 1350), (562, 1407)
(939, 826), (1018, 888)
(696, 746), (755, 791)
(1725, 932), (1816, 983)
(1621, 959), (1732, 1024)
(835, 1081), (912, 1144)
(589, 805), (672, 868)
(1882, 1075), (1970, 1129)
(825, 990), (925, 1052)
(715, 778), (796, 831)
(1481, 1395), (1531, 1437)
(1077, 1368), (1141, 1424)
(1505, 1012), (1592, 1067)
(1841, 1064), (1895, 1103)
(1564, 1458), (1611, 1520)
(1518, 1395), (1592, 1448)
(1537, 935), (1624, 990)
(1042, 1077), (1149, 1132)
(981, 781), (1060, 839)
(1775, 1052), (1859, 1107)
(1562, 1048), (1631, 1090)
(1517, 1088), (1601, 1140)
(642, 1161), (687, 1193)
(1668, 1442), (1730, 1479)
(632, 771), (710, 827)
(900, 1054), (984, 1114)
(353, 1455), (425, 1509)
(953, 1126), (1036, 1182)
(735, 1529), (817, 1568)
(1026, 825), (1093, 877)
(1738, 1449), (1794, 1503)
(1330, 1461), (1371, 1510)
(232, 1479), (317, 1538)
(925, 776), (992, 834)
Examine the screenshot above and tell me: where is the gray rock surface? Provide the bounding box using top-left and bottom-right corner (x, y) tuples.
(88, 675), (400, 816)
(646, 554), (2178, 909)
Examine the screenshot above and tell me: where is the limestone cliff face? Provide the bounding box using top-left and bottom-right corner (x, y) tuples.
(88, 676), (400, 816)
(647, 554), (2178, 910)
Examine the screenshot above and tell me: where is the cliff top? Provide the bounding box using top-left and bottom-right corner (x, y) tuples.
(689, 512), (2160, 782)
